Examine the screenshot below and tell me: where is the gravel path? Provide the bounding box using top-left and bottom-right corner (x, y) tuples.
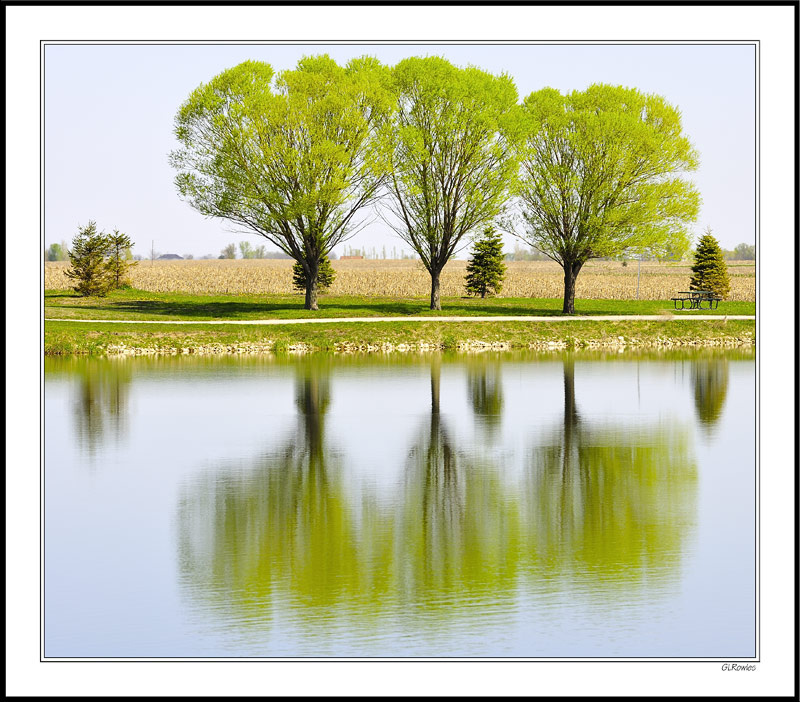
(45, 314), (756, 325)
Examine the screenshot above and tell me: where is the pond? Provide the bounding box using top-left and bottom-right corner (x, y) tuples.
(43, 348), (756, 658)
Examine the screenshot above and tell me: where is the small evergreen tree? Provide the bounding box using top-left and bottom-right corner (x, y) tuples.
(65, 221), (113, 296)
(105, 229), (137, 289)
(465, 227), (506, 298)
(293, 256), (336, 293)
(690, 228), (731, 298)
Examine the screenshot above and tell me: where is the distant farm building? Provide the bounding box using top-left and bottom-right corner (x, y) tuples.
(157, 254), (183, 260)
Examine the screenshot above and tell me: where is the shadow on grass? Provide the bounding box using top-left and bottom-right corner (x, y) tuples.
(45, 290), (84, 299)
(47, 297), (577, 319)
(45, 290), (740, 320)
(57, 299), (431, 319)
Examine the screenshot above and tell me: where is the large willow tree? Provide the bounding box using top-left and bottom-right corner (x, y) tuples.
(170, 56), (394, 310)
(382, 57), (523, 310)
(517, 85), (701, 314)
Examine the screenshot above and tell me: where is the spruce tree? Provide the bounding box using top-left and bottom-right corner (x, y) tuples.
(465, 227), (506, 298)
(105, 229), (137, 289)
(65, 221), (113, 296)
(293, 255), (336, 293)
(690, 228), (730, 298)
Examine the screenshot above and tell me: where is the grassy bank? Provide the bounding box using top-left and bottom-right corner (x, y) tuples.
(45, 318), (755, 356)
(45, 288), (756, 322)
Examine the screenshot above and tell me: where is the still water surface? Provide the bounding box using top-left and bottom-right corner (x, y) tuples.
(44, 350), (756, 658)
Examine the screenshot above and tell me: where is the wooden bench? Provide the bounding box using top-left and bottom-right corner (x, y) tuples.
(671, 290), (722, 310)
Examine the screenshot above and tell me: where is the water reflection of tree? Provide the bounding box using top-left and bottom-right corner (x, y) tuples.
(177, 356), (521, 623)
(466, 354), (503, 436)
(177, 356), (377, 617)
(177, 354), (699, 636)
(526, 355), (698, 590)
(398, 357), (521, 601)
(70, 359), (132, 455)
(691, 354), (730, 434)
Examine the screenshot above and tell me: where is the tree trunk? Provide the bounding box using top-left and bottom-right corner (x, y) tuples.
(430, 268), (442, 310)
(561, 355), (579, 483)
(561, 261), (583, 315)
(563, 355), (579, 430)
(304, 261), (319, 311)
(430, 356), (441, 416)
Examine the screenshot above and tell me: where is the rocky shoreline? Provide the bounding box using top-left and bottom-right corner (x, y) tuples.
(103, 332), (755, 357)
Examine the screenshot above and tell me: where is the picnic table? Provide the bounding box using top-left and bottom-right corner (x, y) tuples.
(671, 290), (722, 310)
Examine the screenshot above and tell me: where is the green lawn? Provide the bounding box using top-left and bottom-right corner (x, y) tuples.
(44, 288), (756, 322)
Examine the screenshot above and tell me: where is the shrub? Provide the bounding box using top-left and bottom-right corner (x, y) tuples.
(690, 228), (731, 299)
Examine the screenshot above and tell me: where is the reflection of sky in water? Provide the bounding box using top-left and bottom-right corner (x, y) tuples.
(43, 351), (755, 658)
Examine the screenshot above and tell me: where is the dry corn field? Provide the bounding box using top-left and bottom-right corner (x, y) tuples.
(44, 259), (756, 301)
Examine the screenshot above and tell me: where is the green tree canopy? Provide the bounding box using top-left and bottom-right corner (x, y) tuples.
(171, 55), (395, 310)
(45, 242), (69, 262)
(731, 242), (755, 261)
(516, 84), (700, 313)
(690, 228), (731, 298)
(239, 241), (254, 259)
(382, 57), (523, 310)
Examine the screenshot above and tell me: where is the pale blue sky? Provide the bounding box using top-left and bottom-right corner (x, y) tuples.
(44, 43), (756, 258)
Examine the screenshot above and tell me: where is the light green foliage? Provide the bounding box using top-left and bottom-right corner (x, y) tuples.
(220, 243), (236, 259)
(105, 229), (137, 289)
(382, 56), (523, 310)
(239, 241), (268, 259)
(46, 242), (70, 262)
(239, 241), (253, 259)
(171, 55), (394, 310)
(517, 84), (700, 313)
(690, 228), (730, 298)
(65, 221), (113, 296)
(465, 227), (507, 298)
(293, 255), (336, 292)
